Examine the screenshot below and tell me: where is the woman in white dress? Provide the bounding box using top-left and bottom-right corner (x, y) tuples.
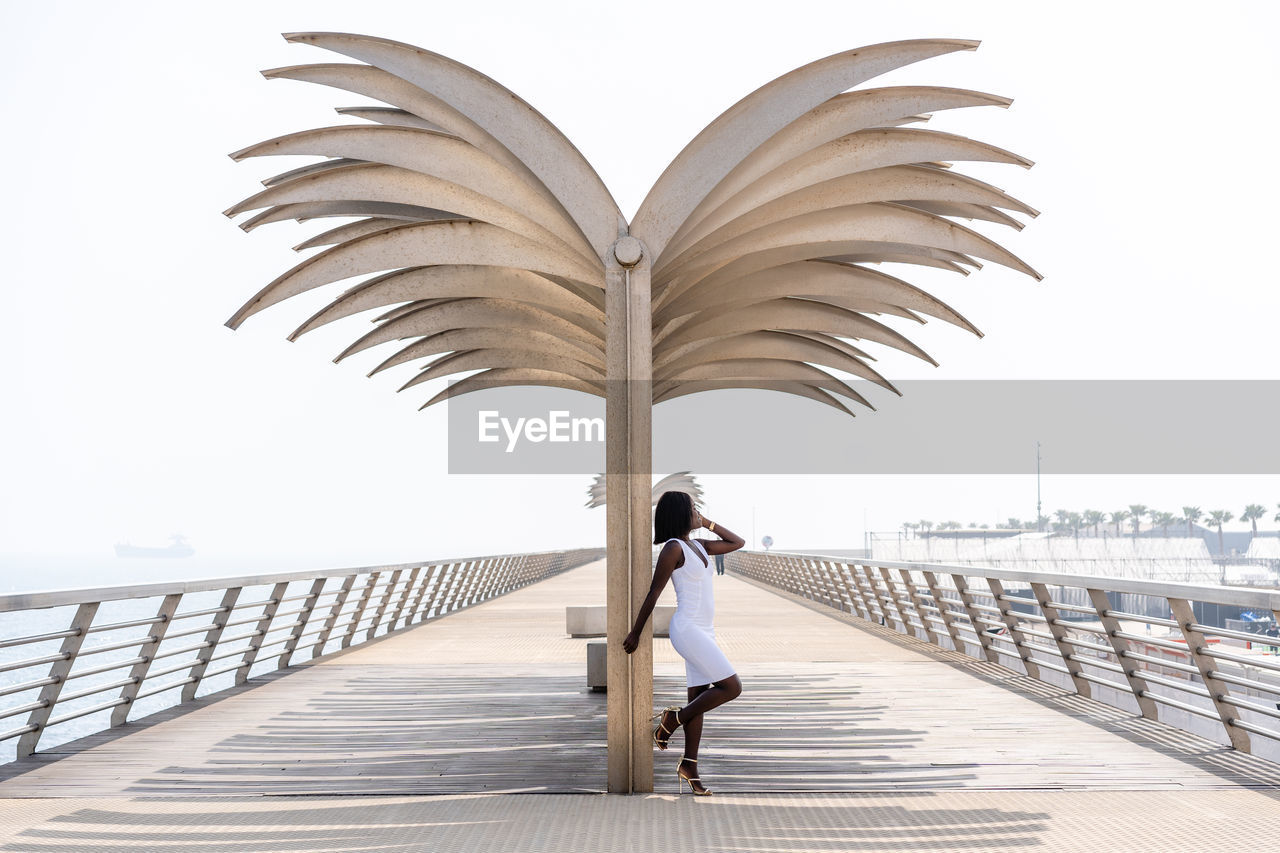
(622, 490), (745, 795)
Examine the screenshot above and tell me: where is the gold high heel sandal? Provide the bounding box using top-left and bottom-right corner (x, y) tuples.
(677, 756), (711, 796)
(652, 706), (681, 750)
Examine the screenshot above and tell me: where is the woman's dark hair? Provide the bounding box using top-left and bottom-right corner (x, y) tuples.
(653, 490), (695, 544)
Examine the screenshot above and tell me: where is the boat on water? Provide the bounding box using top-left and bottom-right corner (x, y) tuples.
(114, 534), (194, 558)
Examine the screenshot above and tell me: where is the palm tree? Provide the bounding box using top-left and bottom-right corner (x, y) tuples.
(1155, 511), (1177, 537)
(903, 521), (918, 539)
(1182, 506), (1202, 537)
(1206, 510), (1234, 556)
(1006, 517), (1022, 530)
(918, 520), (934, 537)
(1128, 504), (1148, 538)
(1036, 514), (1051, 532)
(1054, 509), (1070, 528)
(1083, 509), (1105, 538)
(1145, 507), (1162, 533)
(1242, 504), (1265, 537)
(1067, 511), (1083, 541)
(1111, 510), (1131, 538)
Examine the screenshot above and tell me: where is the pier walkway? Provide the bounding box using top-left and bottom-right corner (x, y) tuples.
(1, 558), (1278, 850)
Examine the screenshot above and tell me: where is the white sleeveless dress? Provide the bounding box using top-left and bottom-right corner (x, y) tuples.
(665, 537), (736, 687)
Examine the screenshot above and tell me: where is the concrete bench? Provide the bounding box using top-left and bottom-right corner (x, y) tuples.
(567, 605), (674, 638)
(587, 641), (606, 692)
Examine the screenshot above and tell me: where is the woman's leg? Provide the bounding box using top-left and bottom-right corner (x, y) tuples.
(678, 674), (742, 759)
(680, 684), (711, 760)
(681, 673), (741, 722)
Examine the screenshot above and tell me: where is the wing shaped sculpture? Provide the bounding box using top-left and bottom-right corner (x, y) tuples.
(223, 34), (1041, 791)
(225, 33), (1038, 418)
(586, 471), (704, 509)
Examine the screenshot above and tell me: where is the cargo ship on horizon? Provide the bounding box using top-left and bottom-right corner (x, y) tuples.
(114, 534), (194, 558)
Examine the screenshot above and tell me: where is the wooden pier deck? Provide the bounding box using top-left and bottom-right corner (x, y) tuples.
(1, 558), (1278, 849)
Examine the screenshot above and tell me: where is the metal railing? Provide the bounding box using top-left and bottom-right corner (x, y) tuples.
(729, 550), (1280, 757)
(0, 548), (603, 761)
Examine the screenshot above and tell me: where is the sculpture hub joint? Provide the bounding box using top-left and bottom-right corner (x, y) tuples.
(612, 236), (644, 268)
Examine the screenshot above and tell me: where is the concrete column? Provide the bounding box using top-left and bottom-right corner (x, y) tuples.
(606, 235), (653, 792)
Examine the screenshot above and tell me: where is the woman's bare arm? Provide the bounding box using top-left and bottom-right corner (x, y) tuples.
(622, 540), (683, 654)
(696, 515), (746, 555)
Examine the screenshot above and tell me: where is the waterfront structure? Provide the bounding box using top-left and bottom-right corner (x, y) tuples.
(224, 33), (1038, 790)
(585, 472), (703, 509)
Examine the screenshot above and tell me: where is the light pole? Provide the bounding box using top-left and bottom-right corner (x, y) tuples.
(1036, 440), (1043, 531)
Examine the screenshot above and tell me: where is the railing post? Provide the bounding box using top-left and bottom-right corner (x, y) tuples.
(499, 555), (519, 589)
(343, 573), (381, 648)
(184, 587), (240, 702)
(951, 573), (998, 663)
(760, 553), (776, 586)
(840, 562), (874, 621)
(860, 565), (889, 625)
(876, 566), (910, 633)
(794, 557), (815, 601)
(809, 559), (835, 608)
(922, 570), (963, 652)
(434, 563), (463, 617)
(408, 565), (440, 623)
(388, 566), (421, 630)
(792, 556), (811, 598)
(236, 582), (288, 685)
(1032, 581), (1093, 697)
(452, 562), (473, 610)
(366, 569), (404, 640)
(464, 559), (483, 606)
(453, 560), (475, 608)
(986, 579), (1039, 679)
(422, 563), (454, 620)
(487, 558), (502, 598)
(1087, 588), (1159, 720)
(497, 554), (518, 592)
(816, 560), (839, 609)
(17, 602), (99, 759)
(771, 554), (790, 593)
(462, 560), (484, 606)
(900, 569), (939, 645)
(1168, 596), (1251, 751)
(431, 563), (455, 617)
(311, 574), (356, 657)
(816, 561), (847, 612)
(825, 561), (851, 614)
(474, 559), (497, 602)
(496, 555), (514, 592)
(111, 593), (182, 726)
(279, 578), (326, 669)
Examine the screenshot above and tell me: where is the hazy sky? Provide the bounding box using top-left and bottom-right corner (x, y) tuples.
(2, 0), (1277, 571)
